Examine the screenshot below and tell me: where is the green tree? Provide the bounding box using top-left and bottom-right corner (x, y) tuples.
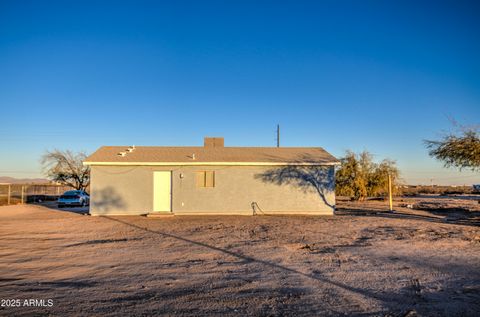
(425, 128), (480, 171)
(335, 150), (400, 200)
(335, 151), (369, 200)
(369, 159), (400, 196)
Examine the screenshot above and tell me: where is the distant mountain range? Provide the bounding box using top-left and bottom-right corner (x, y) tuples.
(0, 176), (52, 184)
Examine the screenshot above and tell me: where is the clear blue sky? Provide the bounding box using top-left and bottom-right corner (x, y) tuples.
(1, 0), (479, 185)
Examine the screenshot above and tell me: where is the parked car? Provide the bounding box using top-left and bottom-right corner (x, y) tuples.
(58, 190), (90, 208)
(473, 184), (480, 194)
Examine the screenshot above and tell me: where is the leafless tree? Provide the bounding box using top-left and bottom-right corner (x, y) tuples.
(41, 150), (90, 190)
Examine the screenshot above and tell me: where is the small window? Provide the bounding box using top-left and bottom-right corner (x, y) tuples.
(196, 171), (215, 188)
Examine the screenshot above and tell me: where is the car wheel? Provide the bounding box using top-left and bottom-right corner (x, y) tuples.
(58, 204), (64, 208)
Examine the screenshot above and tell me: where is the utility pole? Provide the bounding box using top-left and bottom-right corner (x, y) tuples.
(7, 184), (11, 205)
(276, 124), (280, 147)
(388, 173), (393, 212)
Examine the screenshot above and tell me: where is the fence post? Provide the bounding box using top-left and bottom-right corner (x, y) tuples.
(21, 185), (24, 204)
(7, 185), (11, 205)
(388, 174), (393, 212)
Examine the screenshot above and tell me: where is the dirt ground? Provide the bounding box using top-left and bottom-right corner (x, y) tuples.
(0, 199), (479, 316)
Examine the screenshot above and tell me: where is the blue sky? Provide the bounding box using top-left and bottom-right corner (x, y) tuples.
(0, 0), (479, 185)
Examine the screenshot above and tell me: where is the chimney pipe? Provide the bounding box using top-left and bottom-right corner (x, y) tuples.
(204, 137), (224, 148)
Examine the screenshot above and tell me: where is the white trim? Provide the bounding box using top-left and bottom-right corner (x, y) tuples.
(83, 161), (340, 166)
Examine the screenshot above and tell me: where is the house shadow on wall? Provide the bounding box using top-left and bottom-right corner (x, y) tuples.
(255, 163), (336, 210)
(93, 187), (126, 213)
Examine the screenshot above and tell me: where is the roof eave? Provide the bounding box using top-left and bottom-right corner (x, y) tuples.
(83, 161), (340, 166)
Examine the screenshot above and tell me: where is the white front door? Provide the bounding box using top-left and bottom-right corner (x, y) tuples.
(153, 171), (172, 212)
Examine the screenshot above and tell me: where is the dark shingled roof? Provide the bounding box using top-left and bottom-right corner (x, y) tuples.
(84, 146), (339, 165)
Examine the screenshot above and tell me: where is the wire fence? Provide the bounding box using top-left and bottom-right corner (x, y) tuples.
(0, 184), (74, 206)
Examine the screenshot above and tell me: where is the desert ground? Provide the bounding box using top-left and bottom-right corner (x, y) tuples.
(0, 198), (479, 316)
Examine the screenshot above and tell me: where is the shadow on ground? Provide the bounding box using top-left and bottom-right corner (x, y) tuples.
(335, 206), (480, 227)
(98, 215), (480, 316)
(37, 201), (90, 214)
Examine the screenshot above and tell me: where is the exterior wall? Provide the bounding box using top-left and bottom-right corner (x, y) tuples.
(89, 165), (336, 216)
(89, 165), (154, 215)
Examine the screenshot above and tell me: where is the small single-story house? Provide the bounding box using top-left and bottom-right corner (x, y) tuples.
(83, 137), (340, 216)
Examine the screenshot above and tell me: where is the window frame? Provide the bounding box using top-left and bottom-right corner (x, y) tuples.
(195, 171), (215, 188)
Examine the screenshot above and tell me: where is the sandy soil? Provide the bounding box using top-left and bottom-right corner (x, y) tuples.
(0, 200), (479, 316)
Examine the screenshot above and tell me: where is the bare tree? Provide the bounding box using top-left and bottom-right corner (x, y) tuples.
(41, 150), (90, 190)
(425, 128), (480, 171)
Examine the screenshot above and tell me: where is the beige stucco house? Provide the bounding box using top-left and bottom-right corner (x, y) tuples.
(83, 137), (339, 216)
